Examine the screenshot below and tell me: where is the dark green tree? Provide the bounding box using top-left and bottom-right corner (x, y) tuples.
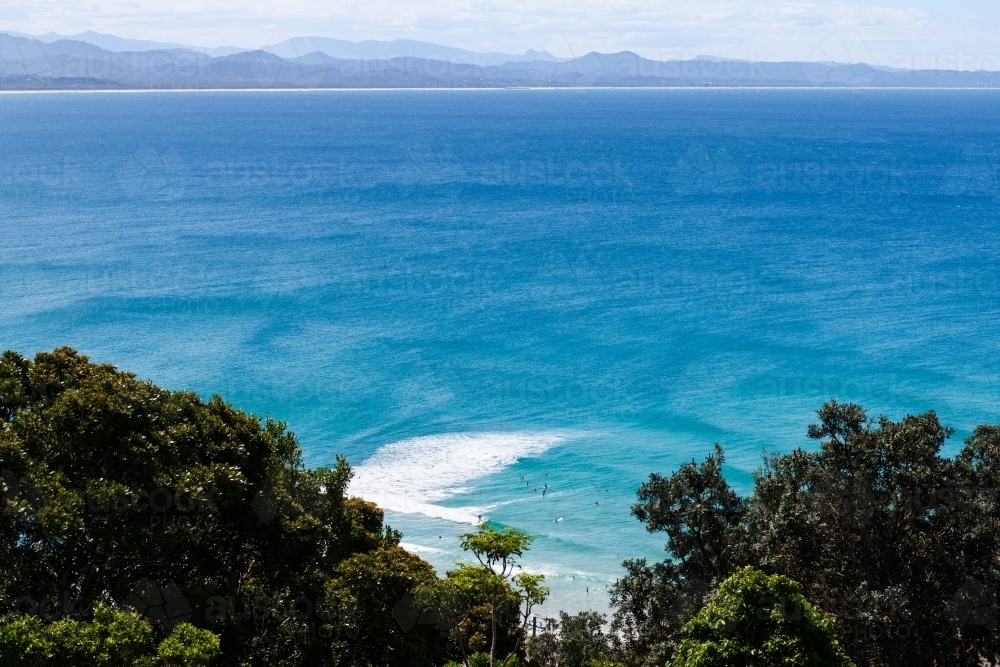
(748, 401), (997, 667)
(615, 401), (1000, 667)
(0, 347), (445, 667)
(611, 445), (747, 665)
(436, 564), (522, 667)
(326, 544), (445, 667)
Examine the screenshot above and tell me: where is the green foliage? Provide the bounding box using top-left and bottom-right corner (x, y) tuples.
(326, 545), (445, 667)
(615, 400), (1000, 667)
(749, 401), (998, 667)
(448, 563), (515, 602)
(0, 347), (444, 667)
(469, 653), (492, 667)
(631, 444), (747, 583)
(439, 650), (515, 667)
(430, 525), (547, 667)
(467, 652), (517, 667)
(0, 605), (222, 667)
(460, 526), (535, 578)
(425, 564), (523, 667)
(0, 604), (159, 667)
(512, 573), (548, 628)
(0, 615), (56, 667)
(525, 611), (613, 667)
(667, 567), (854, 667)
(158, 623), (221, 667)
(10, 348), (995, 667)
(611, 445), (743, 664)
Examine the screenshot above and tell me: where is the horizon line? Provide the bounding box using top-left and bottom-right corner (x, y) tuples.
(3, 86), (999, 94)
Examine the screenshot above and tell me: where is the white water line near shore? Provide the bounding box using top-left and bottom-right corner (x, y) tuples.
(349, 431), (569, 525)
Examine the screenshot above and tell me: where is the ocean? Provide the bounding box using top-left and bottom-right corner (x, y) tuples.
(1, 88), (999, 615)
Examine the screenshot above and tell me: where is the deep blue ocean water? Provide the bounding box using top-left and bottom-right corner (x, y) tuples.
(2, 89), (999, 614)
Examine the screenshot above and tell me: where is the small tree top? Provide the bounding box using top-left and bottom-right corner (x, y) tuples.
(459, 524), (534, 578)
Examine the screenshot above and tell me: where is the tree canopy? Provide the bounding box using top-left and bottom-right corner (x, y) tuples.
(668, 567), (854, 667)
(613, 400), (1000, 667)
(4, 349), (997, 667)
(0, 347), (446, 667)
(0, 604), (220, 667)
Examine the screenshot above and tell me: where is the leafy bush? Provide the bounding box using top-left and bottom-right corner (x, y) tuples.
(0, 604), (221, 667)
(668, 568), (853, 667)
(157, 623), (221, 667)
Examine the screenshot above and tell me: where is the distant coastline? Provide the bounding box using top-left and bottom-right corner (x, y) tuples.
(4, 33), (1000, 91)
(3, 86), (1000, 93)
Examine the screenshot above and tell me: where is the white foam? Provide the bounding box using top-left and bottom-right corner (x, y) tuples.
(398, 542), (450, 555)
(349, 432), (565, 525)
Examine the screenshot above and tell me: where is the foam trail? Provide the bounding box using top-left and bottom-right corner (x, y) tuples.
(349, 432), (565, 524)
(398, 542), (449, 555)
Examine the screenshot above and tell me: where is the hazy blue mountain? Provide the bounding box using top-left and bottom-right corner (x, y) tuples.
(2, 30), (559, 63)
(262, 36), (562, 65)
(3, 30), (244, 56)
(2, 33), (997, 89)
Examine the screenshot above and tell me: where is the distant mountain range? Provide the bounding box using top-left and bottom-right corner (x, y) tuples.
(1, 30), (246, 56)
(1, 31), (563, 64)
(2, 31), (999, 90)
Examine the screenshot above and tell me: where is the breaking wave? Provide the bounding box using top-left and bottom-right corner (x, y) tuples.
(349, 431), (566, 524)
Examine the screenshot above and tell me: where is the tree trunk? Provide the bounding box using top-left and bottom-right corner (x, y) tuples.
(456, 619), (471, 667)
(490, 599), (498, 667)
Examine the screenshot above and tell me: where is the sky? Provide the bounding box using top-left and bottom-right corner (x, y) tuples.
(2, 0), (1000, 67)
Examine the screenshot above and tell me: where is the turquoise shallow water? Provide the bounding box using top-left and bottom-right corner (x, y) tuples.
(1, 89), (999, 614)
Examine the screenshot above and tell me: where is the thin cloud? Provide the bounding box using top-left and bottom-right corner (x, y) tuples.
(0, 0), (996, 66)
